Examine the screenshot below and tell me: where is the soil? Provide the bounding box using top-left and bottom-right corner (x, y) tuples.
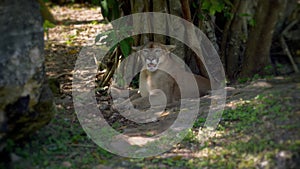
(40, 3), (300, 168)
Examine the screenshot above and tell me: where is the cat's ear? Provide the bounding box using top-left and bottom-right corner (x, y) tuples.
(165, 45), (176, 52)
(132, 45), (143, 52)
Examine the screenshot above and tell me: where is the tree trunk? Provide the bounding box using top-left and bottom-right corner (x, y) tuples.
(239, 0), (285, 78)
(37, 0), (56, 23)
(224, 0), (249, 81)
(179, 0), (209, 78)
(152, 0), (168, 43)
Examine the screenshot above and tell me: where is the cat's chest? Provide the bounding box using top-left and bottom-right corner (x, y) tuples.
(145, 70), (165, 78)
(144, 70), (172, 87)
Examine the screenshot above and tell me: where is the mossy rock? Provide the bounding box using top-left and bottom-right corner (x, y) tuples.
(4, 83), (56, 141)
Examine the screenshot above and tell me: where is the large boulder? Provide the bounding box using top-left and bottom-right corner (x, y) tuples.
(0, 0), (55, 151)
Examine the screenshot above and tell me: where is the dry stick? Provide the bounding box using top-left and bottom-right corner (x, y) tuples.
(106, 48), (119, 84)
(280, 20), (299, 73)
(282, 20), (298, 35)
(280, 36), (299, 73)
(53, 71), (74, 79)
(101, 47), (119, 87)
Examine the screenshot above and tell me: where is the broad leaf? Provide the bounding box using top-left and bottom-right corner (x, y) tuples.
(120, 39), (131, 57)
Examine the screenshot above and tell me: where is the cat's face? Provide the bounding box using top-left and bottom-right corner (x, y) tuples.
(133, 42), (175, 72)
(140, 48), (164, 72)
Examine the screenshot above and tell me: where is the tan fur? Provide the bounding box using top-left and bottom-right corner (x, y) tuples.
(131, 42), (211, 108)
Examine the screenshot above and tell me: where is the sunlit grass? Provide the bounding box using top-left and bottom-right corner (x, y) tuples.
(6, 91), (299, 169)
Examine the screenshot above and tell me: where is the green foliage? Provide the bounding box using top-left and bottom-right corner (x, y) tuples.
(252, 74), (261, 81)
(274, 63), (287, 74)
(7, 90), (299, 169)
(95, 27), (134, 57)
(248, 17), (256, 27)
(119, 38), (133, 57)
(66, 34), (77, 45)
(221, 93), (290, 132)
(111, 121), (121, 129)
(237, 77), (250, 83)
(43, 20), (56, 30)
(183, 129), (197, 142)
(99, 0), (120, 22)
(237, 70), (275, 83)
(239, 13), (256, 26)
(8, 106), (115, 168)
(43, 20), (56, 40)
(263, 65), (274, 75)
(201, 0), (233, 16)
(90, 20), (99, 25)
(193, 117), (206, 128)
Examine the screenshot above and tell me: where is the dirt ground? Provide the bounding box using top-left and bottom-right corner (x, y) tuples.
(35, 3), (300, 169)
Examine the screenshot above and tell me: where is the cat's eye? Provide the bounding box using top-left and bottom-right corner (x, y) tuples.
(141, 49), (150, 55)
(154, 49), (162, 56)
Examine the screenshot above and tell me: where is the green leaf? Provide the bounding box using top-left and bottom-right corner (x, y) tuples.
(100, 0), (120, 21)
(119, 39), (131, 57)
(209, 0), (224, 15)
(249, 18), (256, 27)
(112, 6), (120, 21)
(197, 13), (205, 20)
(201, 0), (211, 10)
(209, 7), (216, 15)
(43, 20), (56, 29)
(100, 0), (109, 18)
(239, 13), (252, 17)
(215, 3), (224, 12)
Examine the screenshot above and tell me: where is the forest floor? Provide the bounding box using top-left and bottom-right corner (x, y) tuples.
(10, 3), (300, 169)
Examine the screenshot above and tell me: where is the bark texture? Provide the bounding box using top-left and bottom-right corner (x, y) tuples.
(239, 0), (285, 77)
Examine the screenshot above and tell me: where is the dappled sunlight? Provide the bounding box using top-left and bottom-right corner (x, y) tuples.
(226, 99), (251, 110)
(46, 4), (112, 47)
(4, 1), (299, 168)
(247, 81), (273, 88)
(154, 84), (300, 167)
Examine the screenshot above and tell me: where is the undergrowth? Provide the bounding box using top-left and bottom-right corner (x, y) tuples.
(4, 92), (299, 169)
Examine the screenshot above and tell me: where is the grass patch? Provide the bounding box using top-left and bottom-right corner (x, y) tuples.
(9, 106), (115, 169)
(5, 92), (299, 169)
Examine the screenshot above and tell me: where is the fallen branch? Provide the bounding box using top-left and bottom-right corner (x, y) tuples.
(280, 20), (299, 73)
